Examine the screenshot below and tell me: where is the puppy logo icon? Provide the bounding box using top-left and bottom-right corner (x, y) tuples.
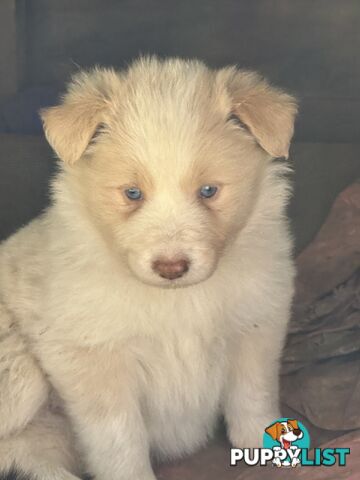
(263, 418), (310, 467)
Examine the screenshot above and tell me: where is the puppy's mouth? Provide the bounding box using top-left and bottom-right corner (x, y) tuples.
(145, 273), (212, 289)
(129, 266), (216, 289)
(158, 279), (194, 289)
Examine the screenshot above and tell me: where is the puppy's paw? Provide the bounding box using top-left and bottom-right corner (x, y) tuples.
(136, 475), (157, 480)
(228, 412), (280, 449)
(95, 473), (157, 480)
(229, 429), (263, 449)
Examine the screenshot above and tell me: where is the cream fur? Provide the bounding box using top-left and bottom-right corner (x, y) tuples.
(0, 57), (297, 480)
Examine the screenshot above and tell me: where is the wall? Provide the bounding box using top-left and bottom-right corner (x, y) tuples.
(0, 0), (25, 103)
(25, 0), (360, 143)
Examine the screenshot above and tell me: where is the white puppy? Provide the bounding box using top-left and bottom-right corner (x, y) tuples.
(0, 57), (297, 480)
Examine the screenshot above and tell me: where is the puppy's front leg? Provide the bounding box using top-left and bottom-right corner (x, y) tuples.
(224, 323), (286, 448)
(48, 346), (156, 480)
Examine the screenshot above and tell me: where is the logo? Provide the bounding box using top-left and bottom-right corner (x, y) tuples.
(230, 418), (350, 468)
(263, 418), (310, 467)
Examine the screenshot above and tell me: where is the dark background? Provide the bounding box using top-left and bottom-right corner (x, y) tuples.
(0, 0), (359, 250)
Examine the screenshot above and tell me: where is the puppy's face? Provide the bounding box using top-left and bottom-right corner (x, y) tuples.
(42, 58), (296, 288)
(75, 105), (264, 288)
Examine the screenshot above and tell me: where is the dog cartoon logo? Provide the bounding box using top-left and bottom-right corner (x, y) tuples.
(264, 419), (308, 467)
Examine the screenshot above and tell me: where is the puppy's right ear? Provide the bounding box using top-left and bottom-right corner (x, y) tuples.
(40, 68), (119, 165)
(265, 422), (279, 440)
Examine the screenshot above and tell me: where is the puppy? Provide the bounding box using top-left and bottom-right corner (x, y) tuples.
(0, 57), (297, 480)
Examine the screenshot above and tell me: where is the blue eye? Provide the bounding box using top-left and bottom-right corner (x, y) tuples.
(199, 185), (218, 199)
(125, 187), (142, 200)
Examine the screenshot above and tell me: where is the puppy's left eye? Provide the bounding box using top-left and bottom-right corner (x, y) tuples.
(199, 185), (218, 199)
(124, 187), (143, 201)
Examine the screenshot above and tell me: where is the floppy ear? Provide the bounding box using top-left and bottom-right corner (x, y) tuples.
(225, 69), (297, 159)
(265, 422), (280, 440)
(40, 68), (119, 165)
(288, 419), (300, 430)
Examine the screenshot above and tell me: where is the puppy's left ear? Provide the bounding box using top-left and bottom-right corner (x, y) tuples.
(40, 68), (119, 165)
(224, 69), (298, 159)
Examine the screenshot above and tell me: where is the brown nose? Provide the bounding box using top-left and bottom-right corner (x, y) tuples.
(152, 257), (189, 280)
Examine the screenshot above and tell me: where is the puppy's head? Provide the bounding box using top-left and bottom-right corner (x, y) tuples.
(41, 57), (297, 288)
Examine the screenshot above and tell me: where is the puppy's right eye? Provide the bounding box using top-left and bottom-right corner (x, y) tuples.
(124, 187), (143, 201)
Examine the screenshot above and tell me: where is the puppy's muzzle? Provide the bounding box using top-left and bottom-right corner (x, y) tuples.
(152, 257), (189, 280)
